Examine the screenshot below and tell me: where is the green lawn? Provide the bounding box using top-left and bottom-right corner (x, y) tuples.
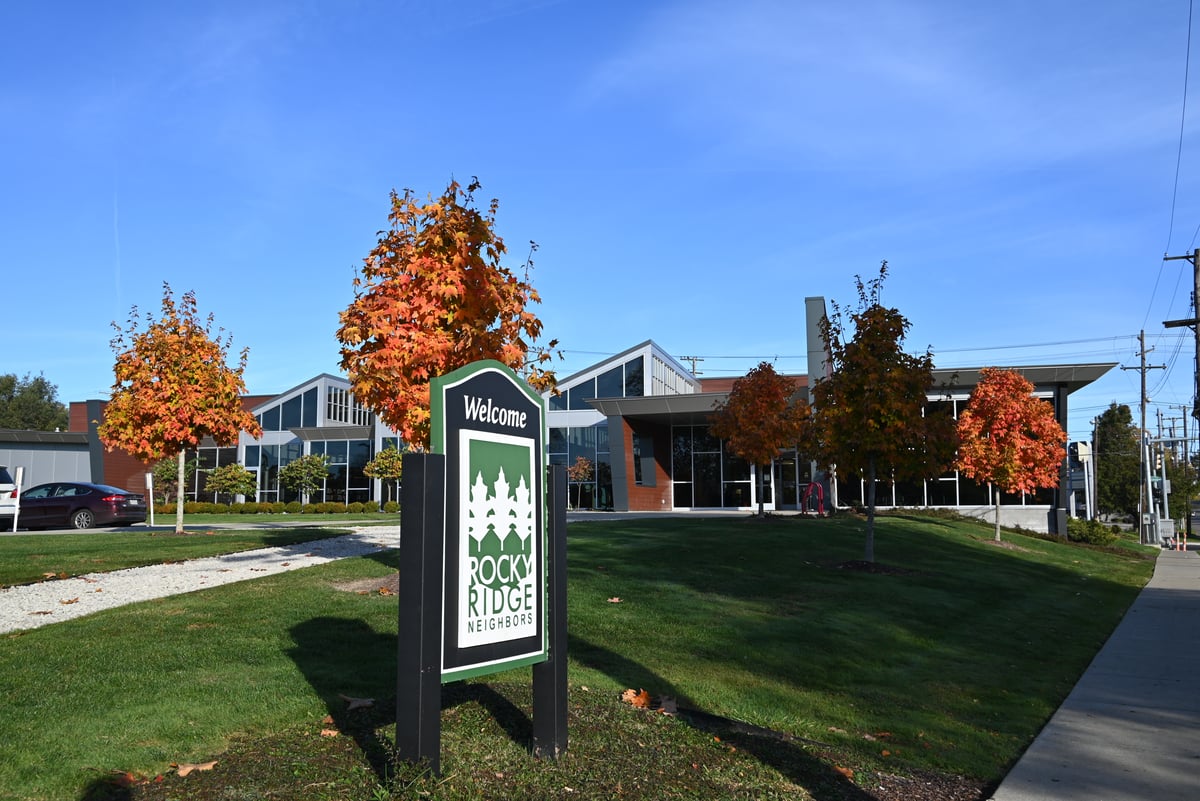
(0, 514), (1155, 800)
(0, 528), (359, 588)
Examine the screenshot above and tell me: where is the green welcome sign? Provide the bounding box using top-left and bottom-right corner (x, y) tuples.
(431, 360), (548, 682)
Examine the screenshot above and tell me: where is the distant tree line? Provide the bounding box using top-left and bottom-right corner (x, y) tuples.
(0, 373), (69, 431)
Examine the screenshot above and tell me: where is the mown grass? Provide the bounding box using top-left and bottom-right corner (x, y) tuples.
(0, 514), (1156, 801)
(0, 528), (359, 588)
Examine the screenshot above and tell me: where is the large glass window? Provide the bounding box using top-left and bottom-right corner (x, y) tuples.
(302, 388), (318, 427)
(260, 405), (280, 432)
(568, 379), (597, 411)
(596, 365), (622, 399)
(624, 358), (644, 397)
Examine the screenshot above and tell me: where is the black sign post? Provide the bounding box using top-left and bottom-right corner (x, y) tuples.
(395, 452), (445, 774)
(533, 462), (568, 757)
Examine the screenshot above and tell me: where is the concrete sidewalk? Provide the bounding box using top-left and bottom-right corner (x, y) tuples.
(990, 548), (1200, 800)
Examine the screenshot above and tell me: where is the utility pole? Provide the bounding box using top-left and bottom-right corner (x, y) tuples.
(1163, 248), (1200, 422)
(678, 356), (704, 375)
(1121, 330), (1165, 543)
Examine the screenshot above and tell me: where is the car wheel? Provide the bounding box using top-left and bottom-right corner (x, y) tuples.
(70, 509), (95, 529)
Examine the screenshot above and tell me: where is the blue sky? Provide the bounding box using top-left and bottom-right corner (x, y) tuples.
(4, 1), (1199, 442)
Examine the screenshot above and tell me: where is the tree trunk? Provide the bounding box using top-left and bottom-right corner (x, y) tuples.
(757, 463), (766, 518)
(864, 457), (876, 562)
(994, 485), (1002, 542)
(175, 449), (186, 534)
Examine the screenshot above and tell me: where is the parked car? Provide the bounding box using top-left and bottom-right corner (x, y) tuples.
(0, 466), (16, 527)
(17, 482), (147, 530)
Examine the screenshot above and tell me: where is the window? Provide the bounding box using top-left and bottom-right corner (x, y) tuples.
(624, 358), (644, 397)
(596, 365), (622, 399)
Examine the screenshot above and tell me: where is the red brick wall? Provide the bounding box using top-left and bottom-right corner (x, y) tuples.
(622, 419), (673, 511)
(69, 400), (155, 493)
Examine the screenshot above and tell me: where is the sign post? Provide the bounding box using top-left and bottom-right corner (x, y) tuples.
(396, 360), (567, 773)
(11, 466), (23, 533)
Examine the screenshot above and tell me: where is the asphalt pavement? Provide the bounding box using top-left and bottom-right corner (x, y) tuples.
(989, 546), (1200, 800)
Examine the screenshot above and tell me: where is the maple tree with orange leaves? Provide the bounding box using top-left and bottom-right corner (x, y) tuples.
(956, 367), (1067, 542)
(710, 361), (809, 518)
(336, 177), (558, 449)
(99, 284), (261, 533)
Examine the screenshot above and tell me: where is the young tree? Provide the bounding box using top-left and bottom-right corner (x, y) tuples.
(98, 284), (262, 533)
(278, 453), (331, 504)
(0, 373), (69, 431)
(337, 178), (558, 450)
(808, 263), (956, 562)
(566, 455), (594, 509)
(710, 362), (809, 518)
(1093, 402), (1141, 518)
(956, 367), (1067, 542)
(151, 455), (199, 504)
(204, 463), (258, 504)
(363, 443), (405, 507)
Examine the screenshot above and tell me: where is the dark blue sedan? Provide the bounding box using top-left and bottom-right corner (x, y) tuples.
(17, 482), (147, 530)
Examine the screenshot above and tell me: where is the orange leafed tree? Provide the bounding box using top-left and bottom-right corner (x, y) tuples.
(956, 367), (1067, 542)
(809, 264), (957, 561)
(98, 284), (262, 533)
(710, 361), (810, 518)
(336, 177), (557, 449)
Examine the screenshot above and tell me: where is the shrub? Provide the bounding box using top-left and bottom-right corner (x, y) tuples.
(270, 502), (286, 514)
(159, 502), (176, 516)
(285, 501), (303, 514)
(347, 502), (365, 514)
(383, 501), (400, 514)
(1066, 517), (1118, 546)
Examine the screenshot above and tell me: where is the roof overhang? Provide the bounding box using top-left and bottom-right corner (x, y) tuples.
(289, 425), (374, 441)
(588, 392), (728, 425)
(932, 363), (1118, 395)
(0, 429), (89, 445)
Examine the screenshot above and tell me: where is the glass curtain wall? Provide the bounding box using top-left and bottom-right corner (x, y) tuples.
(833, 396), (1060, 509)
(672, 425), (758, 509)
(549, 423), (612, 509)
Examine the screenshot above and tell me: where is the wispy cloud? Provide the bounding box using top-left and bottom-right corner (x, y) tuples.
(581, 0), (1181, 172)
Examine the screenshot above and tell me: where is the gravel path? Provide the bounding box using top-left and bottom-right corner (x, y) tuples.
(0, 526), (400, 635)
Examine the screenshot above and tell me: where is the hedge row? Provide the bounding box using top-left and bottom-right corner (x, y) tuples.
(157, 501), (401, 515)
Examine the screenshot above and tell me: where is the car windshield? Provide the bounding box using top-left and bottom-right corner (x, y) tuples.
(0, 468), (13, 484)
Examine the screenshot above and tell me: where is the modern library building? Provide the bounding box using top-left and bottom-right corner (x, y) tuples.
(30, 297), (1110, 532)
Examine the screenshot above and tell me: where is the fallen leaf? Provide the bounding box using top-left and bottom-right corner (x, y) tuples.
(175, 760), (218, 777)
(621, 688), (652, 709)
(322, 714), (335, 724)
(607, 597), (622, 603)
(881, 749), (892, 757)
(339, 693), (375, 711)
(320, 728), (340, 738)
(281, 562), (291, 567)
(834, 766), (854, 780)
(60, 597), (79, 605)
(377, 586), (395, 596)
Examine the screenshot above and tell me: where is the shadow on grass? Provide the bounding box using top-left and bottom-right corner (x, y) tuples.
(289, 616), (398, 784)
(570, 633), (878, 801)
(77, 777), (133, 801)
(289, 616), (544, 781)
